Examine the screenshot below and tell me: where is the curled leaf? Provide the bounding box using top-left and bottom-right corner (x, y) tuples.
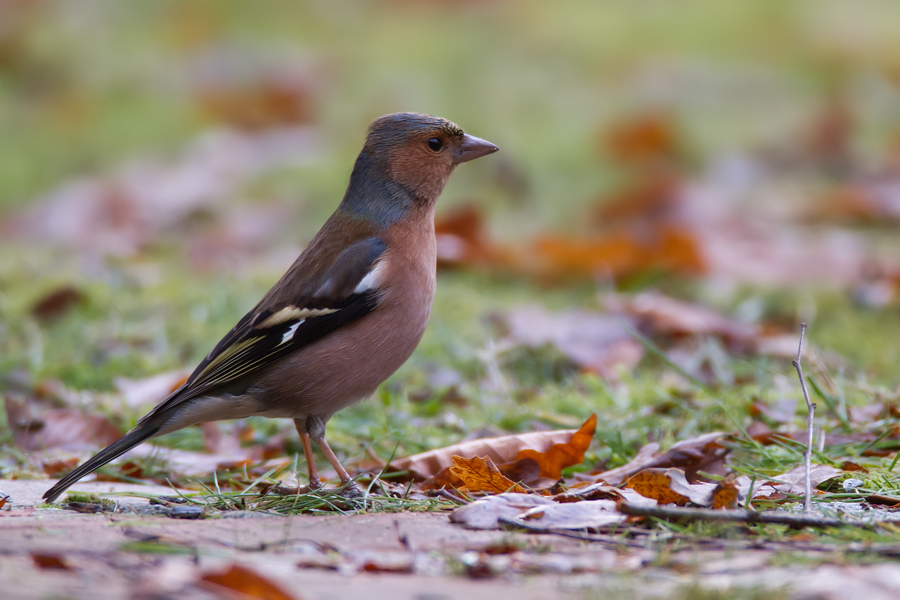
(516, 414), (597, 479)
(449, 456), (526, 494)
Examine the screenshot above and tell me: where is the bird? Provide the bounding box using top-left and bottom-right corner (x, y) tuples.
(43, 113), (498, 502)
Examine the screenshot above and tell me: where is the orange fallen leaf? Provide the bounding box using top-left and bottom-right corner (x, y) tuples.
(200, 564), (298, 600)
(42, 457), (79, 478)
(516, 414), (596, 479)
(533, 225), (704, 283)
(196, 77), (314, 132)
(711, 476), (740, 509)
(533, 233), (646, 280)
(434, 204), (493, 268)
(840, 461), (868, 473)
(449, 456), (526, 494)
(390, 418), (596, 481)
(624, 469), (691, 506)
(603, 112), (682, 165)
(591, 169), (681, 226)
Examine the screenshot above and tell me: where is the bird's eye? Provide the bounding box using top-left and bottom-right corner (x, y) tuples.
(427, 138), (443, 152)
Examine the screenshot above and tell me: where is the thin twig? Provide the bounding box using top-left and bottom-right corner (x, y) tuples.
(792, 323), (815, 513)
(616, 500), (858, 529)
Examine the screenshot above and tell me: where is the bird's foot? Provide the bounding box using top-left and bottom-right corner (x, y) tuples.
(338, 481), (364, 498)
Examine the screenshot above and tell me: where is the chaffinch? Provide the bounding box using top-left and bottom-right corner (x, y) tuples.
(44, 113), (498, 502)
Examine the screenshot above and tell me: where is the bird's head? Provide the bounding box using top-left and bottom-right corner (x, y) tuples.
(359, 112), (498, 205)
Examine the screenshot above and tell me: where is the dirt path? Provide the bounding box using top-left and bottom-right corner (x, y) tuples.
(2, 480), (900, 600)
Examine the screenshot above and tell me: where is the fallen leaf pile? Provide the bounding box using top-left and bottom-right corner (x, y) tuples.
(371, 415), (849, 531)
(494, 292), (797, 382)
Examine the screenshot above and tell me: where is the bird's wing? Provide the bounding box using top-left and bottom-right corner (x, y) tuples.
(143, 237), (388, 418)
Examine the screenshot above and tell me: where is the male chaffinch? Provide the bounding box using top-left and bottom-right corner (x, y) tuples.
(43, 113), (498, 502)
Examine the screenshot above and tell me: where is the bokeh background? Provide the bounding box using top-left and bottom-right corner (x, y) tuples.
(3, 0), (900, 479)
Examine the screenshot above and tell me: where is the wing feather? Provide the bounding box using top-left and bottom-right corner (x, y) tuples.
(139, 237), (387, 422)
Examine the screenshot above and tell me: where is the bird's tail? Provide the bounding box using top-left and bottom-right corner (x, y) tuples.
(42, 422), (161, 503)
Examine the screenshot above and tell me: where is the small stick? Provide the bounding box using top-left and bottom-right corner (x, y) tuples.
(792, 323), (815, 513)
(616, 501), (850, 529)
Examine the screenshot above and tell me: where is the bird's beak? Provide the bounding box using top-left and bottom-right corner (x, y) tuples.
(453, 134), (499, 164)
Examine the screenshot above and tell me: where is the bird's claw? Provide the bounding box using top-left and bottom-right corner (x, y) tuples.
(339, 482), (364, 498)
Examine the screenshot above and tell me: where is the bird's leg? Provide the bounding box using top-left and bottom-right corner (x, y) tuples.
(307, 414), (362, 497)
(294, 418), (322, 490)
(316, 438), (363, 498)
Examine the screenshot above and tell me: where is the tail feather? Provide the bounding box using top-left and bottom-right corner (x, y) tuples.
(42, 423), (160, 503)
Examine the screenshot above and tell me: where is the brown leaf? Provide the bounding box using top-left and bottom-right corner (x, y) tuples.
(434, 204), (494, 268)
(195, 75), (314, 131)
(391, 421), (597, 481)
(604, 291), (758, 349)
(31, 554), (71, 571)
(532, 224), (705, 283)
(754, 464), (843, 498)
(591, 169), (681, 226)
(41, 457), (79, 478)
(594, 432), (727, 485)
(624, 469), (692, 506)
(94, 461), (144, 483)
(13, 409), (122, 451)
(30, 285), (84, 320)
(554, 483), (625, 503)
(498, 304), (644, 378)
(200, 564), (298, 600)
(711, 475), (740, 509)
(841, 461), (869, 473)
(603, 112), (682, 165)
(449, 456), (526, 494)
(516, 414), (596, 479)
(495, 457), (545, 488)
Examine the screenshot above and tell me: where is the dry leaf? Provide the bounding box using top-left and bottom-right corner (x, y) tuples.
(94, 461), (144, 483)
(603, 112), (682, 165)
(31, 554), (71, 571)
(41, 457), (79, 478)
(754, 464), (842, 498)
(499, 305), (644, 378)
(114, 369), (191, 409)
(516, 414), (596, 479)
(514, 500), (628, 530)
(449, 456), (526, 494)
(711, 475), (741, 509)
(453, 491), (655, 531)
(434, 204), (496, 268)
(604, 292), (758, 349)
(624, 469), (692, 506)
(450, 493), (554, 530)
(30, 286), (84, 320)
(594, 432), (726, 485)
(13, 409), (122, 451)
(200, 564), (298, 600)
(391, 419), (596, 481)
